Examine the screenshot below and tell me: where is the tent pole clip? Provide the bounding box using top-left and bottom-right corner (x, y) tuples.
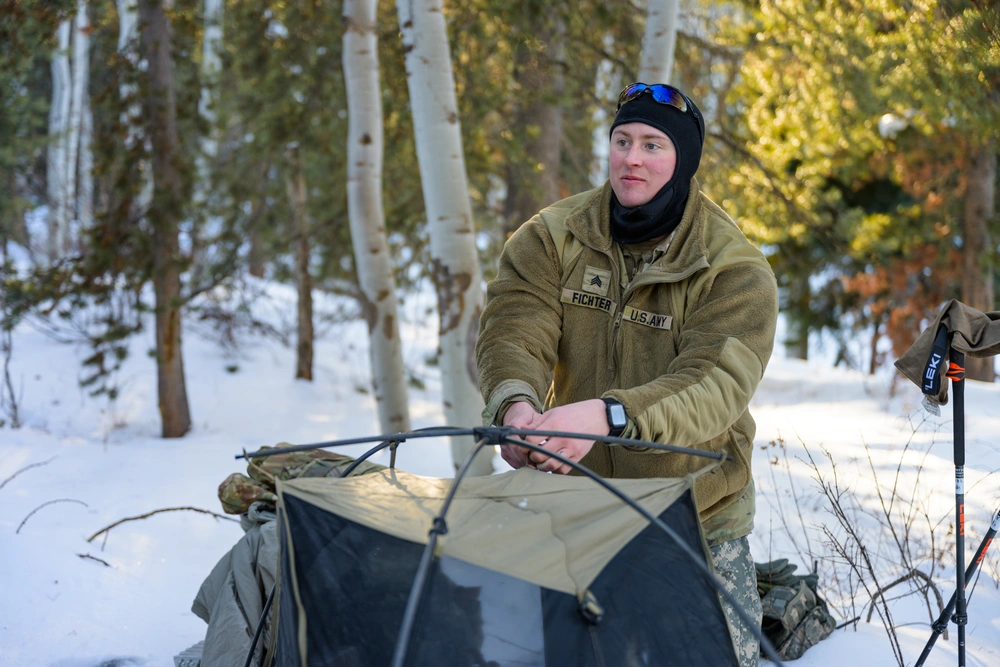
(578, 590), (604, 625)
(430, 517), (448, 537)
(473, 426), (512, 445)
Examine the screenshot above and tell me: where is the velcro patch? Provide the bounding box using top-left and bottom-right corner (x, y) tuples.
(623, 306), (672, 330)
(581, 266), (612, 296)
(561, 288), (616, 315)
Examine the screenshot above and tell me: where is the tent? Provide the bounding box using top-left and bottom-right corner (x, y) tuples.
(273, 466), (739, 666)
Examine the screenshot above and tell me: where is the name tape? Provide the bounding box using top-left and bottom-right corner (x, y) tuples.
(622, 306), (672, 330)
(561, 288), (616, 315)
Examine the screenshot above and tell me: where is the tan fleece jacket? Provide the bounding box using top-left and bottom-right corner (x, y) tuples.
(476, 180), (778, 522)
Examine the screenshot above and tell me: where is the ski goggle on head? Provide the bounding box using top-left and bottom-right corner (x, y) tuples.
(616, 82), (691, 113)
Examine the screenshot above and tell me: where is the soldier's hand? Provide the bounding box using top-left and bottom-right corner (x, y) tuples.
(500, 401), (542, 469)
(528, 399), (606, 474)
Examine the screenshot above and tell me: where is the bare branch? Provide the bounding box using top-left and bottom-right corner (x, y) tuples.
(77, 553), (112, 568)
(0, 456), (57, 492)
(86, 506), (239, 543)
(17, 498), (89, 534)
(864, 569), (943, 623)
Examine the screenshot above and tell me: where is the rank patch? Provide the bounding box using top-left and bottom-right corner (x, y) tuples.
(581, 266), (612, 296)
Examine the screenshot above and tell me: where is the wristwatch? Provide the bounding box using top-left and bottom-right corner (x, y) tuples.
(602, 398), (627, 438)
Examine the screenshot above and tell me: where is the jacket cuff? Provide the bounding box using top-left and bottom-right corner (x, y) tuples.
(482, 380), (543, 426)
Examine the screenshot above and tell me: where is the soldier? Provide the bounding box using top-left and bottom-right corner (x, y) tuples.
(476, 82), (779, 666)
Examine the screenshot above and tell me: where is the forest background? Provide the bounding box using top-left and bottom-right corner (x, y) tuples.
(1, 0), (999, 466)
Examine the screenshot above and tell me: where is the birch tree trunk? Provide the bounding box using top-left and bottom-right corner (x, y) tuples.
(590, 34), (619, 187)
(65, 0), (90, 250)
(190, 0), (224, 287)
(197, 0), (223, 158)
(117, 0), (141, 139)
(344, 0), (411, 434)
(117, 0), (153, 212)
(397, 0), (493, 475)
(638, 0), (680, 84)
(139, 0), (192, 437)
(47, 20), (71, 262)
(78, 99), (94, 234)
(286, 146), (314, 382)
(961, 142), (996, 382)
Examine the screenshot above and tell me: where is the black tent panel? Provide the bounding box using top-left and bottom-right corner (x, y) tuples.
(540, 491), (739, 666)
(277, 487), (738, 667)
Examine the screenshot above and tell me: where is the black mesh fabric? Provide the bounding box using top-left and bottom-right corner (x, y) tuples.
(276, 488), (738, 666)
(540, 491), (739, 666)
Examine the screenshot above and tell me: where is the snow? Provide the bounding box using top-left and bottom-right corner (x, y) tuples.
(2, 279), (1000, 666)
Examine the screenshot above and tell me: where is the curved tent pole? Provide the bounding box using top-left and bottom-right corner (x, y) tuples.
(237, 426), (730, 463)
(390, 433), (785, 667)
(239, 426), (744, 667)
(235, 426), (477, 461)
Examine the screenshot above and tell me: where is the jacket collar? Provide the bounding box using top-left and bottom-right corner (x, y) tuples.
(565, 177), (709, 274)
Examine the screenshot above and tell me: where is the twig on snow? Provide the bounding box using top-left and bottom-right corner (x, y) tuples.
(0, 456), (58, 492)
(77, 553), (112, 568)
(16, 498), (88, 534)
(86, 506), (239, 543)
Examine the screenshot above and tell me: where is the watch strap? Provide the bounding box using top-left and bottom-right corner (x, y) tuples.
(601, 397), (627, 438)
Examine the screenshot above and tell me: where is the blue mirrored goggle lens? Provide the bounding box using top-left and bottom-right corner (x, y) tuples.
(649, 86), (687, 112)
(617, 83), (688, 114)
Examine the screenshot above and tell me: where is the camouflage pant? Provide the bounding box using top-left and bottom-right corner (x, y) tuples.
(711, 536), (762, 667)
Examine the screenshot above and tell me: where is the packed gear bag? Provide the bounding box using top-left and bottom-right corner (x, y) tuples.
(217, 445), (386, 515)
(756, 559), (837, 660)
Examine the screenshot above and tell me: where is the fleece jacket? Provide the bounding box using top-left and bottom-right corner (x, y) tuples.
(476, 179), (778, 525)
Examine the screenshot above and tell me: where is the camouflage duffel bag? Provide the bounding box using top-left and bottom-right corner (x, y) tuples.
(756, 559), (837, 660)
(218, 444), (386, 515)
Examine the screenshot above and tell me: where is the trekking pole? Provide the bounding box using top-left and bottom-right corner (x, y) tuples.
(914, 507), (1000, 667)
(948, 348), (968, 667)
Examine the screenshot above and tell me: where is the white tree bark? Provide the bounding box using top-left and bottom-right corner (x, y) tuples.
(116, 0), (140, 138)
(190, 0), (225, 285)
(47, 20), (71, 261)
(397, 0), (492, 475)
(78, 95), (94, 233)
(116, 0), (153, 210)
(639, 0), (680, 84)
(65, 0), (91, 249)
(344, 0), (412, 436)
(198, 0), (223, 140)
(195, 0), (223, 175)
(590, 33), (619, 187)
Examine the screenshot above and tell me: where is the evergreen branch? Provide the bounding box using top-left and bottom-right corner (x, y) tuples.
(183, 243), (243, 304)
(677, 31), (744, 61)
(708, 128), (810, 222)
(86, 506), (239, 543)
(577, 42), (637, 83)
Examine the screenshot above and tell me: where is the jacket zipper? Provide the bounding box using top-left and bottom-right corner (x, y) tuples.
(607, 251), (624, 378)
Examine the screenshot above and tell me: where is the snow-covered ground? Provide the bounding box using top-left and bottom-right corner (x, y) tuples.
(2, 275), (1000, 667)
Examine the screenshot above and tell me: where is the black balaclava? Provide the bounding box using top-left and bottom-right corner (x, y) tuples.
(609, 87), (705, 244)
